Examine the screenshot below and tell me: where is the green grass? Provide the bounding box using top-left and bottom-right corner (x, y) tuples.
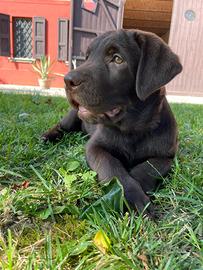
(0, 92), (202, 270)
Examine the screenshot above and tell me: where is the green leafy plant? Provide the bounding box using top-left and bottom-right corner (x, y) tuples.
(32, 55), (55, 80)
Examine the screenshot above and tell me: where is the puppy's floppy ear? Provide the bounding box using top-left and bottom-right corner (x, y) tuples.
(134, 30), (182, 101)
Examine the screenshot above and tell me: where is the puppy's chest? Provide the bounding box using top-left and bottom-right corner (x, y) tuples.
(102, 131), (147, 165)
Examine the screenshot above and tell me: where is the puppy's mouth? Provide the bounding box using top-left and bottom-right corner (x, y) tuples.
(78, 105), (121, 119)
(67, 93), (124, 123)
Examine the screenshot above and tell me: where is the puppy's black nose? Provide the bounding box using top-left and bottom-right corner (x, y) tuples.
(64, 72), (82, 90)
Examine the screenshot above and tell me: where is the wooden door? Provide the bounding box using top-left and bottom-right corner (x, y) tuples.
(167, 0), (203, 96)
(69, 0), (125, 68)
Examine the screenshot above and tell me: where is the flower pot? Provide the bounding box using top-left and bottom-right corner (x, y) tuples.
(38, 78), (52, 89)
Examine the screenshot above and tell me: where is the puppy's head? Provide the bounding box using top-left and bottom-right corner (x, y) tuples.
(64, 29), (182, 123)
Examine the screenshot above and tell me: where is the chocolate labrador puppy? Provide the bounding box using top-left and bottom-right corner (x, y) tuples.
(42, 29), (182, 217)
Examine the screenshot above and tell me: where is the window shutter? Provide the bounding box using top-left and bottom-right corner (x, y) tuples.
(34, 17), (46, 58)
(58, 18), (69, 61)
(0, 14), (10, 56)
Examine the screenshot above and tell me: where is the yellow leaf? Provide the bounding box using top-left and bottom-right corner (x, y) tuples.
(93, 229), (111, 254)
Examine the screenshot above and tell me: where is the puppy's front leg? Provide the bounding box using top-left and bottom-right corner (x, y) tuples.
(129, 158), (173, 193)
(86, 143), (154, 217)
(42, 109), (82, 142)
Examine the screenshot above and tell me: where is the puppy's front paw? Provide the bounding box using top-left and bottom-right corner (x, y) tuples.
(41, 124), (64, 143)
(124, 181), (155, 219)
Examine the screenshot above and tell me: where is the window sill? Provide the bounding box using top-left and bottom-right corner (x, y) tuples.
(8, 57), (35, 63)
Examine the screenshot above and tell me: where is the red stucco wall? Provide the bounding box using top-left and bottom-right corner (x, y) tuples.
(0, 0), (70, 87)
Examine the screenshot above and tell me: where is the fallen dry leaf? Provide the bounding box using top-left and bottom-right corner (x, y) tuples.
(12, 180), (30, 190)
(22, 180), (29, 189)
(137, 253), (149, 270)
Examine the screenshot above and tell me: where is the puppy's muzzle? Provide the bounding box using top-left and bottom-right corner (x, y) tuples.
(64, 71), (83, 91)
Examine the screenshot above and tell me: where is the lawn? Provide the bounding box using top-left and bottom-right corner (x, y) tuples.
(0, 92), (202, 270)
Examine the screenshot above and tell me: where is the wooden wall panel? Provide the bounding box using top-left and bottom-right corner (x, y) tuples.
(123, 0), (172, 36)
(167, 0), (203, 96)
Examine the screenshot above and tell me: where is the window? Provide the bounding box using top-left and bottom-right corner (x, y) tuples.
(0, 15), (47, 60)
(13, 17), (32, 58)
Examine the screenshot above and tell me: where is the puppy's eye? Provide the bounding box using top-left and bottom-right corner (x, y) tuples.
(113, 54), (123, 64)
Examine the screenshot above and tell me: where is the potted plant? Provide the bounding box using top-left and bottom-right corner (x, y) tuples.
(32, 56), (55, 89)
